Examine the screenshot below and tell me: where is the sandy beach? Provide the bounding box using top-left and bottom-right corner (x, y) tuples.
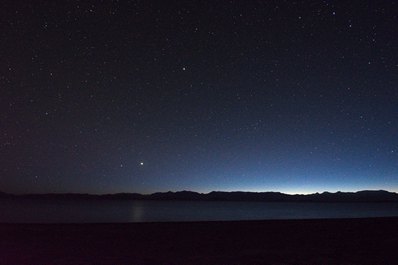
(1, 217), (397, 265)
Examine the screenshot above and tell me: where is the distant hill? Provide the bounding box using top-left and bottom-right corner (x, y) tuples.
(1, 190), (398, 202)
(0, 191), (12, 198)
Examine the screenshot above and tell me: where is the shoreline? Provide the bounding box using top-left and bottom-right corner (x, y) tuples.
(1, 217), (397, 264)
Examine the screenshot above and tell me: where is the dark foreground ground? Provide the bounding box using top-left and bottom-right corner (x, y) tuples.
(1, 217), (397, 265)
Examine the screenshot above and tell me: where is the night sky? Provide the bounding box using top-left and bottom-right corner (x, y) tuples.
(1, 1), (397, 194)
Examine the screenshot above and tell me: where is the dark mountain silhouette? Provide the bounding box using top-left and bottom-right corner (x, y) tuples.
(0, 191), (9, 198)
(1, 190), (398, 202)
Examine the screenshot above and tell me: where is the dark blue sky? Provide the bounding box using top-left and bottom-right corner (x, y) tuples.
(1, 0), (397, 194)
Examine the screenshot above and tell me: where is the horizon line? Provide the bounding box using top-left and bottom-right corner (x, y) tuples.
(2, 189), (397, 196)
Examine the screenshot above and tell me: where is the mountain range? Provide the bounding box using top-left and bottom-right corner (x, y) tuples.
(1, 190), (398, 202)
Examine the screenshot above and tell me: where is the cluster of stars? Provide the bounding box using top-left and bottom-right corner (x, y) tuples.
(0, 0), (397, 194)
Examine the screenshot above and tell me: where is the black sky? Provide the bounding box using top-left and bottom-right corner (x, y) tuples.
(1, 0), (397, 194)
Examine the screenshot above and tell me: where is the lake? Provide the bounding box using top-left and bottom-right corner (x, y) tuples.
(1, 199), (398, 223)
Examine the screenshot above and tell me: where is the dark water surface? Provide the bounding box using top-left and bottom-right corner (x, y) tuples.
(1, 199), (398, 223)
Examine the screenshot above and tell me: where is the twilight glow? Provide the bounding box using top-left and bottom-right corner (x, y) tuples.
(1, 1), (397, 194)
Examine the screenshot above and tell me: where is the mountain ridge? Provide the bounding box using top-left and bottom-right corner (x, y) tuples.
(1, 190), (398, 202)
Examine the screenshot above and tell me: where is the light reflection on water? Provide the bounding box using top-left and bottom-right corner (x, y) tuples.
(1, 199), (398, 223)
(130, 202), (144, 222)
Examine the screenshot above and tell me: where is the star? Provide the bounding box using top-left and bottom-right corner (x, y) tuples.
(140, 162), (144, 166)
